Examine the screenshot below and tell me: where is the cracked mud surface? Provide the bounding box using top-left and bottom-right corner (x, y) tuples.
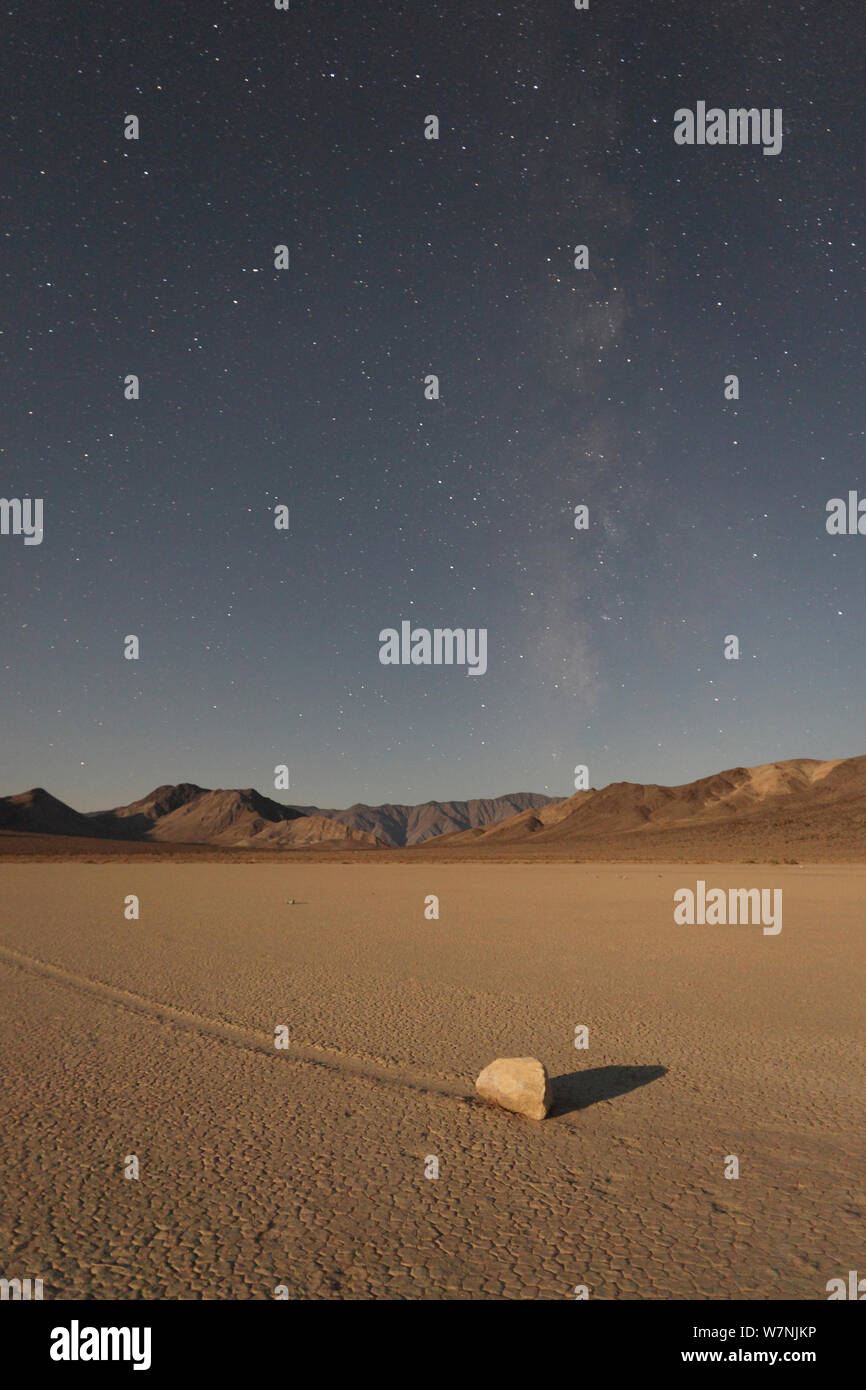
(0, 863), (861, 1299)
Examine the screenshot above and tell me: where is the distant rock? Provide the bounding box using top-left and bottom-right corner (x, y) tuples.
(475, 1056), (552, 1120)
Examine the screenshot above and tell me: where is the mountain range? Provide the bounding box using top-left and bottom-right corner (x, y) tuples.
(429, 755), (866, 857)
(1, 756), (864, 857)
(289, 794), (559, 847)
(0, 784), (557, 849)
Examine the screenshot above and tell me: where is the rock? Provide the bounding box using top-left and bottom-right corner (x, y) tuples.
(475, 1056), (552, 1120)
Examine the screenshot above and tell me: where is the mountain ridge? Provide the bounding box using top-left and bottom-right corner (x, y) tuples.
(431, 756), (865, 851)
(0, 785), (559, 849)
(1, 756), (863, 853)
(290, 793), (561, 846)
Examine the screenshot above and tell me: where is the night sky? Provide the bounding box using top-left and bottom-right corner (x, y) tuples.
(2, 0), (863, 811)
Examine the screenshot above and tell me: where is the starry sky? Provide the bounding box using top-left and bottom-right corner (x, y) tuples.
(1, 0), (863, 811)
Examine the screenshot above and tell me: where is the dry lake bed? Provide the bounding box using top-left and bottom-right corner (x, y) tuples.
(0, 862), (862, 1299)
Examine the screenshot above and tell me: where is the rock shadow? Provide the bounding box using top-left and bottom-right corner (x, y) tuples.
(550, 1064), (666, 1117)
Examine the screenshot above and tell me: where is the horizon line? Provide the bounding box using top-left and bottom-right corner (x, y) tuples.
(3, 748), (859, 817)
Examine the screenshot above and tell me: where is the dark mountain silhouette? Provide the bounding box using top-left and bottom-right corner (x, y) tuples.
(0, 787), (105, 838)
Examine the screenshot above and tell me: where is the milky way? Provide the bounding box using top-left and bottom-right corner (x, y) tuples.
(1, 0), (862, 808)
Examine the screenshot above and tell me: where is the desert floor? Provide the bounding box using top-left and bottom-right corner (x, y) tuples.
(0, 861), (862, 1300)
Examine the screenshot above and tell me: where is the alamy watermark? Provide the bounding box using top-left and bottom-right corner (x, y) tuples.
(674, 880), (782, 935)
(50, 1321), (152, 1371)
(379, 621), (487, 675)
(0, 1276), (43, 1299)
(826, 492), (866, 535)
(826, 1270), (866, 1299)
(674, 104), (783, 157)
(0, 497), (43, 545)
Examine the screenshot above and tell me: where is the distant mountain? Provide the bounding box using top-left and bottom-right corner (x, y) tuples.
(0, 784), (379, 849)
(95, 784), (382, 848)
(295, 793), (561, 847)
(3, 759), (862, 857)
(104, 782), (208, 832)
(0, 785), (558, 849)
(436, 757), (866, 853)
(0, 787), (105, 838)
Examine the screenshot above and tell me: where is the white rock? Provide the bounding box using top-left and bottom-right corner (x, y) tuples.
(475, 1056), (552, 1120)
